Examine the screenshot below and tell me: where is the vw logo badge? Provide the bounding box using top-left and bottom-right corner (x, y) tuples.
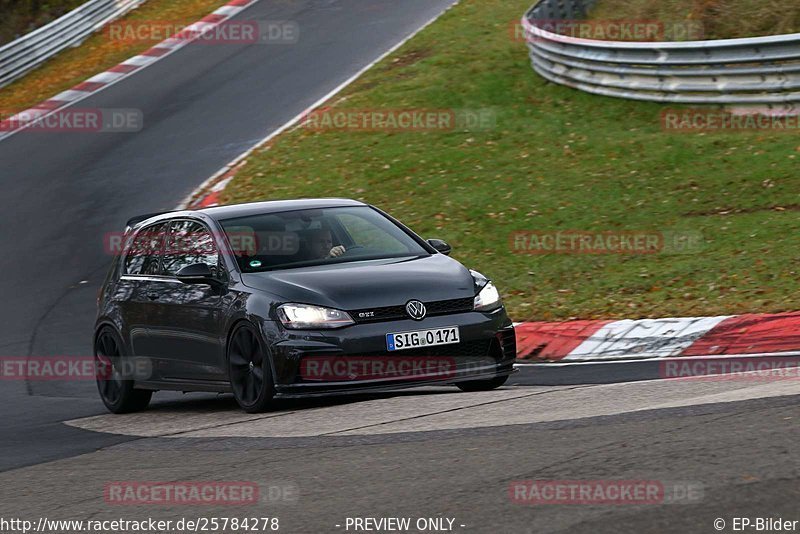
(406, 300), (427, 320)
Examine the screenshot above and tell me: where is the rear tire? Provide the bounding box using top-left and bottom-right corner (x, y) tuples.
(456, 375), (509, 392)
(227, 323), (275, 413)
(94, 327), (152, 414)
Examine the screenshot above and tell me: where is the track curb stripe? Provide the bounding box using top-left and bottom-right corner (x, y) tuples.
(515, 313), (800, 362)
(681, 312), (800, 356)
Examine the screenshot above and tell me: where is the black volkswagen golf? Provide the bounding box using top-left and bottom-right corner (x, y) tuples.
(95, 199), (516, 413)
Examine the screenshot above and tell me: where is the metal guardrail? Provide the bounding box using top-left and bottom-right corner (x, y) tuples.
(522, 0), (800, 104)
(0, 0), (147, 89)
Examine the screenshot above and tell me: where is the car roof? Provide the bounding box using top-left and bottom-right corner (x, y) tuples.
(199, 198), (366, 220)
(128, 198), (367, 229)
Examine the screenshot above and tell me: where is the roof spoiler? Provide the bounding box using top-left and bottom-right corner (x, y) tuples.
(125, 211), (173, 231)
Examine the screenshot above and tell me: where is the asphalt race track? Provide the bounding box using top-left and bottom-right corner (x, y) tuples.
(0, 0), (799, 532)
(0, 0), (457, 469)
(2, 373), (799, 533)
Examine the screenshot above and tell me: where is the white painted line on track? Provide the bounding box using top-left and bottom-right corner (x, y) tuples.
(85, 71), (127, 84)
(328, 375), (800, 437)
(65, 386), (561, 438)
(65, 371), (800, 439)
(211, 5), (242, 16)
(50, 90), (91, 102)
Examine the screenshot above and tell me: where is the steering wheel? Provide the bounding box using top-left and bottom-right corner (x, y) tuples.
(341, 245), (364, 256)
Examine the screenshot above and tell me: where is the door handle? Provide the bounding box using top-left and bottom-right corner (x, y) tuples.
(147, 293), (159, 301)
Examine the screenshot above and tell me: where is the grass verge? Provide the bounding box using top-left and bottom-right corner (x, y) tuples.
(590, 0), (800, 40)
(0, 0), (228, 114)
(1, 0), (86, 45)
(213, 0), (800, 321)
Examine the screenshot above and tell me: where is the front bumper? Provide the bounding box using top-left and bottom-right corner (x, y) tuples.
(266, 309), (515, 396)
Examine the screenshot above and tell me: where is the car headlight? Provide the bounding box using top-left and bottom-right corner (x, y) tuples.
(474, 281), (502, 311)
(277, 303), (355, 329)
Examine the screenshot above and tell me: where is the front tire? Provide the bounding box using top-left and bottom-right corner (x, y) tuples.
(94, 327), (152, 414)
(227, 323), (275, 413)
(455, 374), (509, 392)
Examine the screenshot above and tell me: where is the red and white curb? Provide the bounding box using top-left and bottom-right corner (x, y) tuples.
(515, 312), (800, 362)
(0, 0), (259, 141)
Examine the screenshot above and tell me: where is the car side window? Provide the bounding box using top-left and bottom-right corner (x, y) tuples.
(124, 223), (168, 275)
(162, 220), (220, 277)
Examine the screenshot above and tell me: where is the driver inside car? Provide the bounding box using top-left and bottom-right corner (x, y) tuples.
(307, 227), (345, 259)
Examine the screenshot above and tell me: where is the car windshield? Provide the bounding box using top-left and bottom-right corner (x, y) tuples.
(219, 206), (430, 272)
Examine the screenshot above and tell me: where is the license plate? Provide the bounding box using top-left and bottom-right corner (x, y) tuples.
(386, 326), (460, 351)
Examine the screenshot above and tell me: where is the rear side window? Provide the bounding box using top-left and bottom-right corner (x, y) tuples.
(124, 223), (168, 275)
(162, 220), (220, 277)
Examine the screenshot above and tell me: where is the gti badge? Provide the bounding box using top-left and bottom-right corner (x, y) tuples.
(405, 300), (427, 320)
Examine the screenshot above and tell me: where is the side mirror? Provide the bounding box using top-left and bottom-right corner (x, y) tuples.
(176, 263), (220, 286)
(427, 238), (452, 256)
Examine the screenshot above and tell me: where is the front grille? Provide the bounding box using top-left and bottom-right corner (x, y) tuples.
(499, 328), (517, 359)
(296, 339), (494, 383)
(350, 297), (474, 324)
(347, 339), (492, 359)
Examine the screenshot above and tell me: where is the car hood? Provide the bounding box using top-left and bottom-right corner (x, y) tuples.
(240, 254), (476, 310)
